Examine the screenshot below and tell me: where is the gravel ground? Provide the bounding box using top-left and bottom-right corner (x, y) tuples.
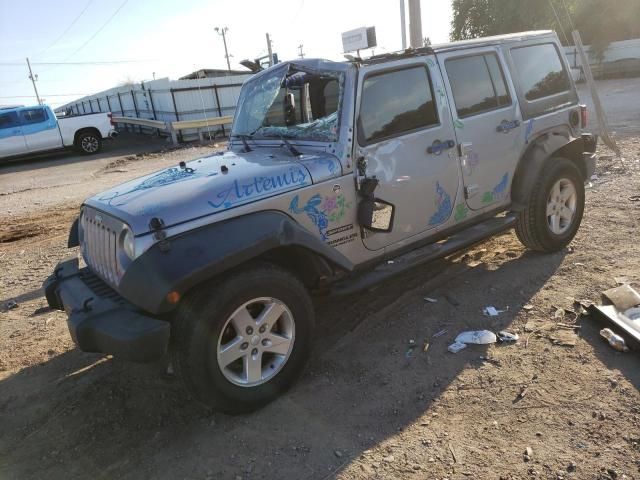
(0, 89), (639, 480)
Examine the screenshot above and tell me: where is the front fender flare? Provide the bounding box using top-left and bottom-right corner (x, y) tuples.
(118, 211), (354, 314)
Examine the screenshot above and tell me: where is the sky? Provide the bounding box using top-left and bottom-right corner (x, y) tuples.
(0, 0), (453, 108)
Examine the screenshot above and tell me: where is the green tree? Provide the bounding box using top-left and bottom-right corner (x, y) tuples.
(451, 0), (640, 48)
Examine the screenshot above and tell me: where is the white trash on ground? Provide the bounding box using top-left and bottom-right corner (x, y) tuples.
(455, 330), (497, 345)
(448, 342), (468, 353)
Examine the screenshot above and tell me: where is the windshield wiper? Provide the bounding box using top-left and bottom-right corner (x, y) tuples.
(279, 135), (302, 157)
(231, 134), (253, 153)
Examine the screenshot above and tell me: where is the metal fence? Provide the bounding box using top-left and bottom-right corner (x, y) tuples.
(56, 74), (252, 141)
(564, 38), (640, 80)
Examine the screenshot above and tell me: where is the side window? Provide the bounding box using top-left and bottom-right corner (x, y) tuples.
(445, 53), (511, 118)
(0, 112), (19, 130)
(20, 108), (48, 124)
(359, 65), (438, 144)
(510, 43), (570, 101)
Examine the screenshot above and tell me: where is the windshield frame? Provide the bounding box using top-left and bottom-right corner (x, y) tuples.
(231, 62), (346, 144)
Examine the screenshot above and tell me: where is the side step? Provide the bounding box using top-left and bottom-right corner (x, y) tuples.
(331, 214), (517, 296)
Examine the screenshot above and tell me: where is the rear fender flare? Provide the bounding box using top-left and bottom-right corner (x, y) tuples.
(511, 129), (585, 209)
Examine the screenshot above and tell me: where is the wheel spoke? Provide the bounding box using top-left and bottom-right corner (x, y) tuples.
(263, 333), (292, 356)
(230, 307), (255, 333)
(560, 206), (574, 222)
(244, 352), (263, 383)
(257, 302), (286, 328)
(546, 201), (555, 216)
(550, 182), (561, 200)
(218, 337), (246, 367)
(560, 184), (575, 202)
(549, 214), (560, 233)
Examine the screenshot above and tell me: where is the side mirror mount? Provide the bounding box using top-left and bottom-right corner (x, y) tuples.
(358, 198), (395, 233)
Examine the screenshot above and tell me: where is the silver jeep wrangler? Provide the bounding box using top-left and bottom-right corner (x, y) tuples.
(45, 30), (597, 412)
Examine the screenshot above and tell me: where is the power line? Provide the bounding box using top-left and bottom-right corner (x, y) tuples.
(0, 94), (93, 98)
(546, 0), (570, 45)
(560, 0), (576, 32)
(0, 60), (153, 66)
(61, 0), (129, 62)
(32, 0), (95, 59)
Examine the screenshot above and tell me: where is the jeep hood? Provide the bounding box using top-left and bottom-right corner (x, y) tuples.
(84, 148), (342, 233)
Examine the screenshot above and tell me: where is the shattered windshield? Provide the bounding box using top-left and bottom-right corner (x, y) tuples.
(232, 64), (343, 142)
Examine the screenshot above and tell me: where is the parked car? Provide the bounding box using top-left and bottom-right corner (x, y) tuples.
(45, 30), (597, 413)
(0, 105), (116, 160)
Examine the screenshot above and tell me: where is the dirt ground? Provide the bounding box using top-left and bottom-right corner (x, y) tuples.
(1, 117), (640, 479)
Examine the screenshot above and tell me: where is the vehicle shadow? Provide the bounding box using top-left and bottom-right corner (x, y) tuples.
(0, 132), (170, 174)
(0, 243), (569, 480)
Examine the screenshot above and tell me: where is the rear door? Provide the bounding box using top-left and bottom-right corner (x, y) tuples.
(356, 57), (460, 251)
(438, 48), (521, 210)
(19, 106), (62, 153)
(0, 111), (27, 157)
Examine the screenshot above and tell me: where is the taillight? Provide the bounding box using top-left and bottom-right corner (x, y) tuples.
(108, 112), (114, 126)
(579, 104), (588, 129)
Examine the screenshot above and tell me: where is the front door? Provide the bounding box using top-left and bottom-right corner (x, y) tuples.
(20, 107), (61, 153)
(356, 57), (459, 251)
(438, 47), (521, 210)
(0, 111), (27, 157)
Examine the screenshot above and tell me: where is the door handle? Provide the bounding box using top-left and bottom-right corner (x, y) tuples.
(496, 119), (520, 133)
(12, 129), (21, 134)
(427, 139), (455, 155)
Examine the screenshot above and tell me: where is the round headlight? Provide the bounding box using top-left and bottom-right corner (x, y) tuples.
(122, 228), (135, 260)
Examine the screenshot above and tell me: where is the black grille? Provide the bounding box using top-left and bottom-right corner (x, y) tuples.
(79, 268), (127, 306)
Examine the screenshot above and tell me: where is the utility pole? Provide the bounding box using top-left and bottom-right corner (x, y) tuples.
(298, 44), (305, 58)
(266, 33), (273, 67)
(399, 0), (407, 50)
(408, 0), (422, 48)
(26, 57), (41, 105)
(215, 27), (232, 71)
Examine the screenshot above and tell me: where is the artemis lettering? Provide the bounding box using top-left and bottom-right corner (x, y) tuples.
(208, 167), (308, 209)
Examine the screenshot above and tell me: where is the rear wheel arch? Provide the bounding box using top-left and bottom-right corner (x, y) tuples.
(74, 127), (102, 145)
(511, 128), (586, 209)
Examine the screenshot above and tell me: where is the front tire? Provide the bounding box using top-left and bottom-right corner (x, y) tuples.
(515, 157), (585, 252)
(76, 131), (102, 154)
(172, 263), (314, 413)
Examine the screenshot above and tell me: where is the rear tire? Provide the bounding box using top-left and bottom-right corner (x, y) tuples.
(515, 157), (585, 252)
(76, 131), (102, 154)
(171, 263), (314, 413)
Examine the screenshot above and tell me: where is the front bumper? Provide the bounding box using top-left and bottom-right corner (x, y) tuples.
(43, 257), (170, 362)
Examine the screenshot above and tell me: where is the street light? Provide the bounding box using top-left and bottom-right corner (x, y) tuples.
(214, 26), (232, 71)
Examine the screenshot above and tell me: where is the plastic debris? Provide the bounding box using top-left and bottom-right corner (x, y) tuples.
(4, 300), (18, 310)
(497, 330), (519, 342)
(625, 307), (640, 321)
(432, 329), (447, 338)
(455, 330), (497, 345)
(424, 297), (438, 303)
(600, 328), (629, 352)
(483, 306), (507, 316)
(448, 342), (467, 353)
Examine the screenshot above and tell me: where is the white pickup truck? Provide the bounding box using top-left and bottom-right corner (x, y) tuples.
(0, 104), (117, 160)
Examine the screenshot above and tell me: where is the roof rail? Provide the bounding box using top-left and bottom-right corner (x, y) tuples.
(356, 46), (435, 66)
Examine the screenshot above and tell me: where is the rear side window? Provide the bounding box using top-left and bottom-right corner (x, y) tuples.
(359, 65), (438, 144)
(510, 43), (570, 101)
(445, 53), (511, 118)
(0, 112), (19, 129)
(20, 108), (48, 124)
